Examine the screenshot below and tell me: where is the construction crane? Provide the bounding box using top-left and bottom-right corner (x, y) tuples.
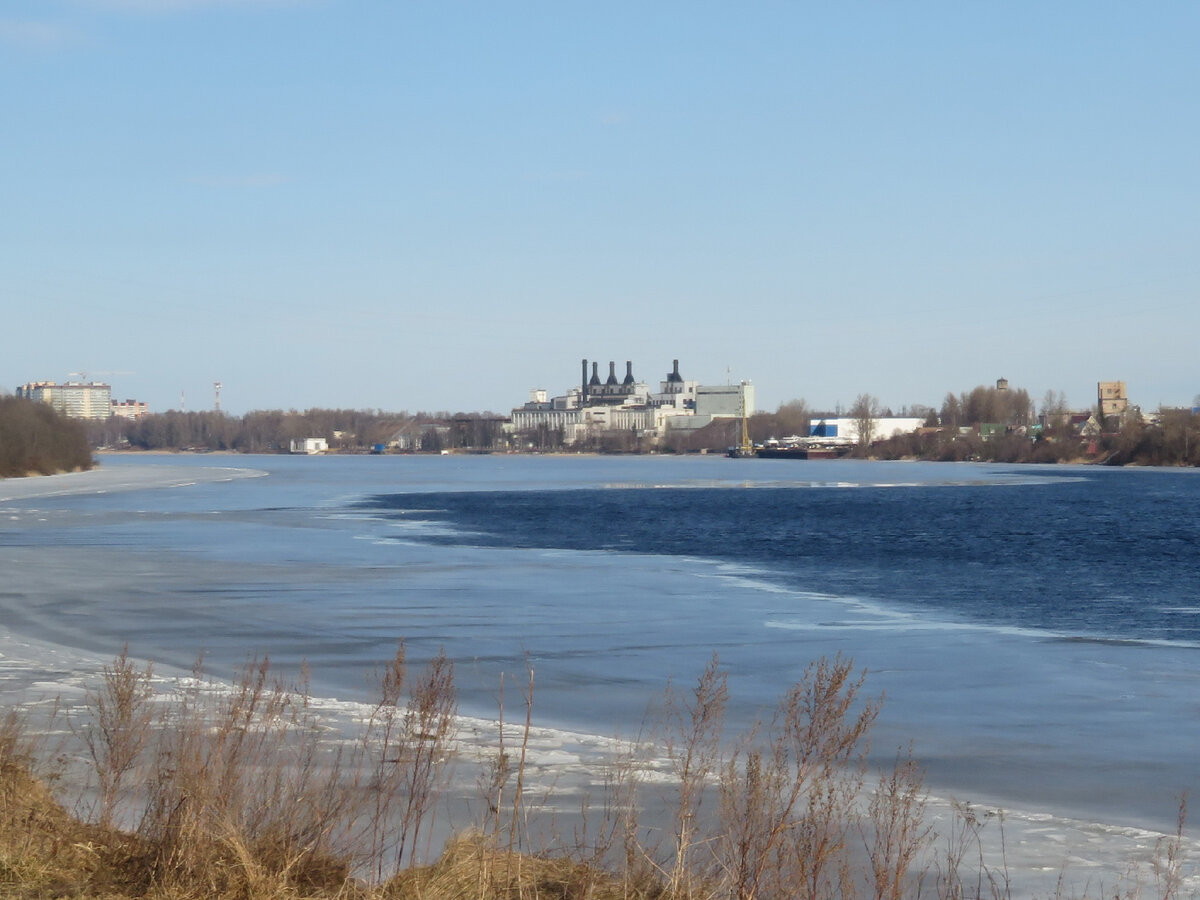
(727, 380), (755, 458)
(67, 370), (134, 383)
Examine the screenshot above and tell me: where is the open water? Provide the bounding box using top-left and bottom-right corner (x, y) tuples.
(3, 452), (1200, 894)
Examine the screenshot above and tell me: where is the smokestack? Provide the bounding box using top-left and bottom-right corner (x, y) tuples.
(606, 361), (618, 385)
(582, 358), (588, 404)
(623, 360), (634, 385)
(590, 362), (600, 386)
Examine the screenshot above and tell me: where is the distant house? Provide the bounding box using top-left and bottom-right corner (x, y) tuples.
(290, 437), (328, 455)
(388, 422), (422, 451)
(1076, 415), (1103, 438)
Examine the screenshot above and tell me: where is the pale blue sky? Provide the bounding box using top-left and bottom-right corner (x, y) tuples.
(4, 1), (1197, 416)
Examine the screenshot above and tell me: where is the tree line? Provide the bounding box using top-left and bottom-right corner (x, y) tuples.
(0, 396), (94, 477)
(87, 408), (507, 454)
(755, 383), (1200, 466)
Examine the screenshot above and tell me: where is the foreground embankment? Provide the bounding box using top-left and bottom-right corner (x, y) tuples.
(7, 646), (1195, 900)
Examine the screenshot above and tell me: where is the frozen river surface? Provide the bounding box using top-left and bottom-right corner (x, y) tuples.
(3, 452), (1200, 895)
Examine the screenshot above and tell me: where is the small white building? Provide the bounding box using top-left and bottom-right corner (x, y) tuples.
(290, 437), (328, 455)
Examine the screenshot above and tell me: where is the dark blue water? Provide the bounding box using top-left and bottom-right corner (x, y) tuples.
(363, 470), (1200, 645)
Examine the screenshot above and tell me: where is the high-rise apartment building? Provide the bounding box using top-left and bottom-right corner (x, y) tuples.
(16, 381), (113, 420)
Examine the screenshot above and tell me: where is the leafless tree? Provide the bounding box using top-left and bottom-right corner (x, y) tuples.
(850, 393), (881, 451)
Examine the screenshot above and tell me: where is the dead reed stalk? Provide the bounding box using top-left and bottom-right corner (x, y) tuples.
(360, 642), (457, 880)
(864, 747), (930, 900)
(79, 644), (156, 829)
(1153, 793), (1189, 900)
(714, 654), (878, 900)
(131, 655), (352, 893)
(662, 652), (728, 897)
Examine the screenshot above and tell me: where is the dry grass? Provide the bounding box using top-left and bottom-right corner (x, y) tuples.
(386, 831), (651, 900)
(0, 650), (1194, 900)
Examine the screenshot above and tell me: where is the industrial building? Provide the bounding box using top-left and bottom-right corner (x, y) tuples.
(511, 359), (754, 446)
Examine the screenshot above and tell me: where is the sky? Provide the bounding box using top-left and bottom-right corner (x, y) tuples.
(3, 1), (1198, 417)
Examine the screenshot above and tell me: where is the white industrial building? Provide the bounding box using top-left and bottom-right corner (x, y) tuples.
(511, 359), (754, 446)
(783, 416), (926, 447)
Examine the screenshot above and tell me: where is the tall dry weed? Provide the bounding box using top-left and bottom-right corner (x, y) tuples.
(360, 642), (457, 879)
(714, 654), (877, 900)
(1153, 794), (1189, 900)
(864, 748), (930, 900)
(135, 655), (351, 893)
(79, 644), (156, 829)
(662, 652), (728, 897)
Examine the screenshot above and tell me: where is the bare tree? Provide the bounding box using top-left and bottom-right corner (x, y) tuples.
(850, 393), (881, 452)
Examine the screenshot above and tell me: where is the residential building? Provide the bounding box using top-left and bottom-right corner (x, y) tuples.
(111, 399), (149, 420)
(16, 381), (113, 420)
(1098, 381), (1128, 419)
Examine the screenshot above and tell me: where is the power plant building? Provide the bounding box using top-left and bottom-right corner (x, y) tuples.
(511, 359), (754, 445)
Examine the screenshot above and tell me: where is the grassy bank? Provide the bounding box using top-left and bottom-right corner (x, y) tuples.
(0, 649), (1190, 899)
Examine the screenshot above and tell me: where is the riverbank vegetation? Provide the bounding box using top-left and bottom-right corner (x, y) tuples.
(0, 649), (1191, 899)
(0, 396), (93, 477)
(755, 384), (1200, 467)
(67, 379), (1200, 466)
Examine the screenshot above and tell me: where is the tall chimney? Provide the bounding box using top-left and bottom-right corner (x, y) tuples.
(607, 361), (618, 385)
(582, 358), (588, 404)
(624, 360), (634, 385)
